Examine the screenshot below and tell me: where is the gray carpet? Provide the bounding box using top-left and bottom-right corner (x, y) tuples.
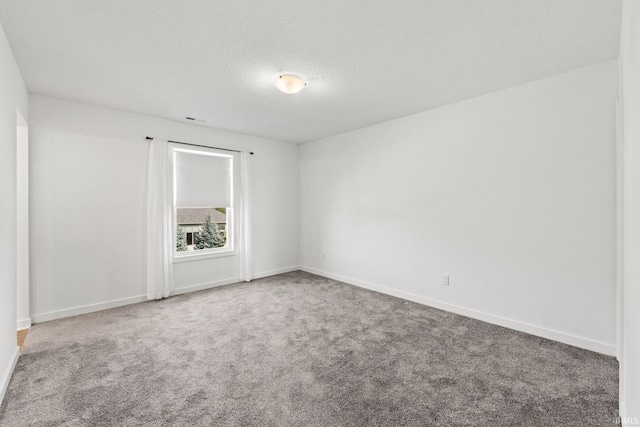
(0, 271), (618, 426)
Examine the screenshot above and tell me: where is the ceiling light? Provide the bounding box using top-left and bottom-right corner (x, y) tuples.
(276, 74), (306, 94)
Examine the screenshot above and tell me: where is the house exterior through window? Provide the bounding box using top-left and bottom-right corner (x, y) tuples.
(176, 207), (227, 251)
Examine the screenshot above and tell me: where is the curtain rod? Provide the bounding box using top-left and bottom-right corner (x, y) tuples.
(145, 136), (253, 155)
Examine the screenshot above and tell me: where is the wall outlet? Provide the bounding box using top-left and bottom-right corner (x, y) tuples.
(441, 274), (450, 286)
(321, 253), (326, 261)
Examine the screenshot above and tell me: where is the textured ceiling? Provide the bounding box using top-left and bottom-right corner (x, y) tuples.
(0, 0), (621, 143)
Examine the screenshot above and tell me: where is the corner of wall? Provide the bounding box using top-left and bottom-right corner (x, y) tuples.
(0, 347), (19, 406)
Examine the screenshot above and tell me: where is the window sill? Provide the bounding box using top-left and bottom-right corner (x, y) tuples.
(173, 249), (237, 264)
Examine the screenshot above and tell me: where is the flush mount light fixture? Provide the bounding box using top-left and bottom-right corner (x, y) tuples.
(276, 74), (307, 94)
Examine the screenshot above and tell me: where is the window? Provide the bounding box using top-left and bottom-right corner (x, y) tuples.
(173, 147), (235, 259)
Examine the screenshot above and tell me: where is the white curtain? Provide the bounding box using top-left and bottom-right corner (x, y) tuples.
(146, 139), (175, 299)
(238, 151), (253, 282)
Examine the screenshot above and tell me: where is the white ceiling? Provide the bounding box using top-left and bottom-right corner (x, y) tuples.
(0, 0), (621, 144)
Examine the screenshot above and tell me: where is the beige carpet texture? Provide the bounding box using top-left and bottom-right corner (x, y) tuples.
(0, 271), (618, 426)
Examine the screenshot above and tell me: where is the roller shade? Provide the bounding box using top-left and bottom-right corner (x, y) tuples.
(175, 150), (232, 208)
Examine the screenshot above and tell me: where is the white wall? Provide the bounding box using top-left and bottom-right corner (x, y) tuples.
(0, 22), (29, 403)
(620, 0), (640, 420)
(29, 95), (299, 322)
(300, 60), (618, 355)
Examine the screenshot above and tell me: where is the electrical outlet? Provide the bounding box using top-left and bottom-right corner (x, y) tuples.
(321, 253), (326, 261)
(441, 274), (450, 286)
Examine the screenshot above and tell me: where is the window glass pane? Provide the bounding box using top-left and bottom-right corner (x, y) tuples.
(176, 207), (227, 252)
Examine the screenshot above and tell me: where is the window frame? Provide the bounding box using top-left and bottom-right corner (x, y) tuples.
(172, 145), (237, 263)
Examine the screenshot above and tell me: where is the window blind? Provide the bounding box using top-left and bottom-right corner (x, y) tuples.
(175, 150), (232, 208)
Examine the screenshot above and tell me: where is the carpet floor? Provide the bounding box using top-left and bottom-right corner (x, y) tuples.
(0, 271), (618, 426)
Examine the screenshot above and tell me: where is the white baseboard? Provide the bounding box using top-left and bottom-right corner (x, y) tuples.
(172, 265), (300, 294)
(173, 266), (302, 294)
(29, 267), (303, 325)
(17, 318), (31, 331)
(253, 265), (300, 280)
(32, 295), (147, 324)
(300, 266), (616, 357)
(0, 347), (20, 405)
(172, 277), (239, 296)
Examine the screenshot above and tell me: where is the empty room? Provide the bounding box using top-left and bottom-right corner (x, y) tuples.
(1, 1), (639, 426)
